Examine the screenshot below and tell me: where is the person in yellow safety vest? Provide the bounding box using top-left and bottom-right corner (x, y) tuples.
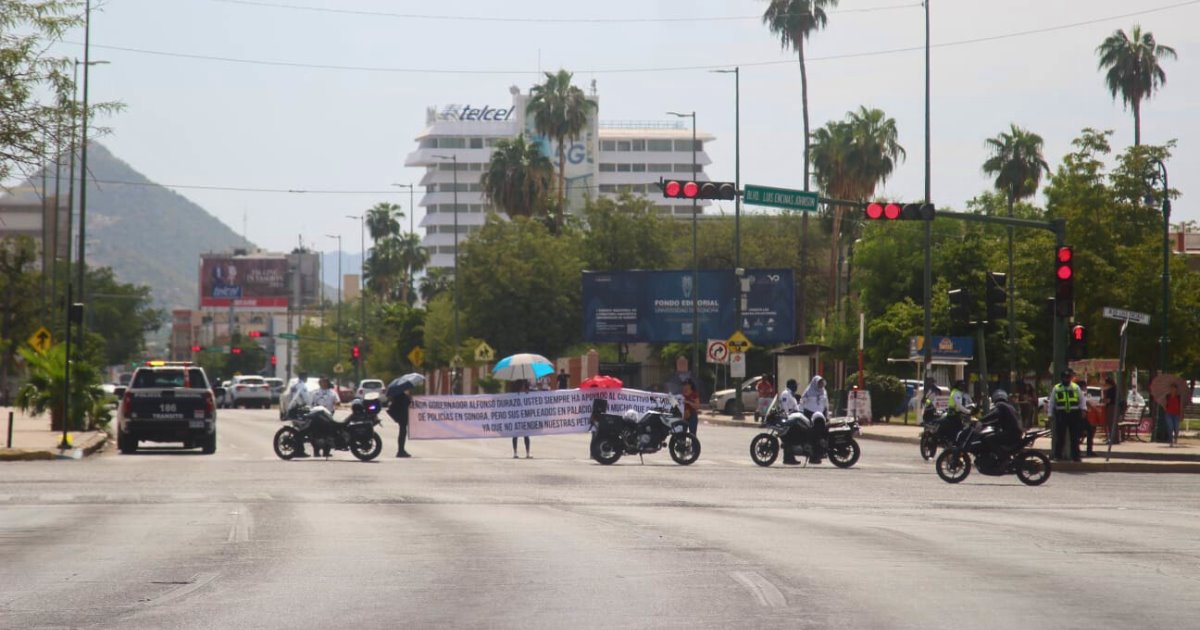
(921, 377), (942, 421)
(1048, 369), (1086, 462)
(948, 380), (973, 418)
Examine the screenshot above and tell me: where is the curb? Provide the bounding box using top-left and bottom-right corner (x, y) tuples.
(701, 416), (1199, 474)
(0, 432), (108, 462)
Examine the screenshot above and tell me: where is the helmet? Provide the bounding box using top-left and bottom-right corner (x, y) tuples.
(1060, 369), (1074, 380)
(351, 399), (364, 415)
(991, 389), (1009, 403)
(623, 409), (639, 422)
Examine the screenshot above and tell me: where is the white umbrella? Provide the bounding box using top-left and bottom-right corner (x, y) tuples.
(492, 353), (555, 382)
(388, 373), (425, 391)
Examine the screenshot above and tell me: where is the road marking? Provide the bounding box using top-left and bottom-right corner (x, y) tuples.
(730, 570), (787, 608)
(226, 505), (250, 543)
(141, 572), (218, 607)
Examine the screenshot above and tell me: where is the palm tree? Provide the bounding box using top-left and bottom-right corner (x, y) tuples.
(481, 135), (555, 220)
(396, 232), (430, 306)
(366, 202), (403, 244)
(811, 106), (904, 313)
(527, 69), (597, 230)
(419, 267), (454, 304)
(982, 124), (1048, 381)
(14, 344), (108, 431)
(1096, 25), (1177, 146)
(762, 0), (838, 339)
(364, 234), (404, 300)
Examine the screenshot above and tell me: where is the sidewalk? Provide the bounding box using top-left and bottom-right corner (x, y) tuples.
(0, 407), (109, 461)
(699, 410), (1200, 474)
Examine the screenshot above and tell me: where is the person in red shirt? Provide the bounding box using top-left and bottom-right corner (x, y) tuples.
(755, 374), (776, 422)
(1164, 383), (1183, 447)
(681, 379), (701, 435)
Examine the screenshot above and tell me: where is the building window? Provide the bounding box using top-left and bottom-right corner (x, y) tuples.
(437, 137), (467, 149)
(632, 184), (647, 194)
(631, 139), (646, 151)
(655, 205), (672, 214)
(647, 139), (672, 151)
(599, 163), (616, 172)
(647, 163), (672, 173)
(674, 163), (697, 173)
(486, 137), (504, 147)
(601, 140), (616, 151)
(617, 140), (632, 151)
(469, 137), (484, 149)
(617, 163), (632, 172)
(632, 163), (646, 173)
(598, 184), (618, 193)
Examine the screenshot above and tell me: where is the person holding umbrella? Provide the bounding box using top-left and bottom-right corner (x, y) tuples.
(387, 373), (424, 458)
(1164, 382), (1183, 447)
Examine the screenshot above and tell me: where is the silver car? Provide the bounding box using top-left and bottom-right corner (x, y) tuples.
(229, 376), (272, 409)
(709, 375), (764, 416)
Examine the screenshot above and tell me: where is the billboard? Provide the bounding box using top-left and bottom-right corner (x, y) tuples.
(199, 256), (289, 308)
(582, 269), (794, 343)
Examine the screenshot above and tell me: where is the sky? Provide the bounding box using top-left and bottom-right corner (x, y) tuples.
(57, 0), (1200, 255)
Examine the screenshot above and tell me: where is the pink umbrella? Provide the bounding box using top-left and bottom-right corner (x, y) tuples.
(580, 375), (624, 389)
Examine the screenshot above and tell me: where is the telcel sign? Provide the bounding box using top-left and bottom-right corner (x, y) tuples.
(437, 104), (514, 122)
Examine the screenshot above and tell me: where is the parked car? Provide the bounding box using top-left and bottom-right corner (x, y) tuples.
(228, 375), (271, 409)
(279, 377), (321, 419)
(264, 377), (285, 406)
(218, 380), (234, 408)
(356, 379), (384, 400)
(709, 375), (764, 416)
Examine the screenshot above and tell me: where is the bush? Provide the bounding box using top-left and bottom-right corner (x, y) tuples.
(846, 371), (906, 421)
(476, 374), (503, 394)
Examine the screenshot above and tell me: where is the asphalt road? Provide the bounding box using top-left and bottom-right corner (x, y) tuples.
(1, 408), (1198, 629)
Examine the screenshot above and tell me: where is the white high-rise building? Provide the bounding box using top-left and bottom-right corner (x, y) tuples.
(405, 86), (715, 270)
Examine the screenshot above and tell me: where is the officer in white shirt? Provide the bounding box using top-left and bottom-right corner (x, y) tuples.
(800, 376), (830, 417)
(285, 372), (314, 457)
(777, 379), (801, 416)
(312, 378), (339, 414)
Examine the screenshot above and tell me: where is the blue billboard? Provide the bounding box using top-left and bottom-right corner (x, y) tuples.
(582, 269), (795, 343)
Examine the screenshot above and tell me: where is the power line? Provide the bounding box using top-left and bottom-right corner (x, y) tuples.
(207, 0), (921, 23)
(77, 0), (1200, 75)
(94, 178), (411, 194)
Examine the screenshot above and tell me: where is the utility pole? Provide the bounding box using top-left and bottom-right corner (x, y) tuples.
(922, 0), (934, 374)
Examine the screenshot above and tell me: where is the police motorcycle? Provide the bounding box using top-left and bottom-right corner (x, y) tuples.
(273, 392), (384, 461)
(919, 402), (969, 461)
(588, 396), (701, 466)
(934, 398), (1052, 486)
(749, 395), (862, 468)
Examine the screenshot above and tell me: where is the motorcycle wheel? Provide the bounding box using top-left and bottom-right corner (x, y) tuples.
(828, 438), (861, 469)
(669, 433), (701, 466)
(350, 432), (383, 461)
(273, 427), (300, 460)
(749, 433), (779, 467)
(935, 449), (972, 484)
(1014, 451), (1052, 486)
(591, 437), (623, 465)
(919, 433), (937, 461)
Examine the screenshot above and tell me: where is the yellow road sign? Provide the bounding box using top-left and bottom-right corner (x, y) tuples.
(474, 341), (495, 362)
(27, 327), (52, 353)
(726, 330), (752, 352)
(407, 346), (425, 367)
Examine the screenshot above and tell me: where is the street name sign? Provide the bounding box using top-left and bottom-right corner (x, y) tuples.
(743, 185), (818, 212)
(1102, 307), (1150, 326)
(277, 332), (299, 341)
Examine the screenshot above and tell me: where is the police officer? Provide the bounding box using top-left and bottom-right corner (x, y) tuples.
(921, 377), (942, 421)
(777, 379), (801, 415)
(1048, 370), (1086, 462)
(948, 379), (972, 418)
(284, 372), (313, 458)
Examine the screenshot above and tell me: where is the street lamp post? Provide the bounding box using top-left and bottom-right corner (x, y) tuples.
(391, 183), (416, 234)
(347, 214), (365, 381)
(668, 111), (699, 388)
(433, 155), (461, 394)
(712, 67), (743, 417)
(1149, 158), (1172, 442)
(76, 0), (108, 343)
(326, 234), (343, 376)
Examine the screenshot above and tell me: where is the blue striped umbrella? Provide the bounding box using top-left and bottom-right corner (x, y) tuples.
(492, 353), (555, 382)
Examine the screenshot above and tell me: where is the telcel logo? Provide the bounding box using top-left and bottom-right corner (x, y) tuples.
(438, 104), (513, 122)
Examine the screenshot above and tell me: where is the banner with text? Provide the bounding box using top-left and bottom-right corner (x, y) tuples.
(409, 388), (674, 440)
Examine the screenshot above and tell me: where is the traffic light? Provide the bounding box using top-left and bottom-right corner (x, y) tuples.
(660, 179), (736, 200)
(1055, 246), (1074, 317)
(986, 272), (1007, 323)
(948, 288), (971, 324)
(1069, 325), (1087, 360)
(270, 355), (278, 366)
(864, 202), (936, 221)
(191, 344), (201, 353)
(246, 330), (270, 338)
(351, 346), (361, 362)
(231, 347), (242, 355)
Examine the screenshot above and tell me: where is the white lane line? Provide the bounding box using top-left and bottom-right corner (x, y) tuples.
(729, 570), (788, 608)
(226, 505), (250, 543)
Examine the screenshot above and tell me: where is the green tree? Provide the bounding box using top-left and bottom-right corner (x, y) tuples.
(418, 267), (454, 304)
(15, 344), (109, 431)
(526, 69), (597, 229)
(0, 236), (40, 403)
(396, 232), (429, 306)
(366, 302), (425, 377)
(366, 202), (403, 244)
(982, 124), (1050, 203)
(810, 106), (904, 315)
(82, 266), (165, 366)
(579, 193), (673, 271)
(457, 215), (585, 359)
(762, 0), (839, 341)
(1096, 26), (1177, 147)
(365, 234), (404, 300)
(481, 134), (554, 220)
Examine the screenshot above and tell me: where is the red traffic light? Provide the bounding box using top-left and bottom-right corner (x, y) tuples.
(1072, 325), (1085, 341)
(351, 346), (361, 360)
(247, 330), (262, 338)
(884, 203), (902, 219)
(231, 347), (242, 355)
(1057, 265), (1073, 281)
(865, 201), (935, 221)
(270, 355), (278, 366)
(1057, 247), (1073, 263)
(664, 180), (681, 197)
(191, 345), (201, 353)
(866, 203), (884, 220)
(682, 181), (699, 198)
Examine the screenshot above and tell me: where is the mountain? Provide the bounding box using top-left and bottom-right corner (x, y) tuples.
(5, 143), (252, 309)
